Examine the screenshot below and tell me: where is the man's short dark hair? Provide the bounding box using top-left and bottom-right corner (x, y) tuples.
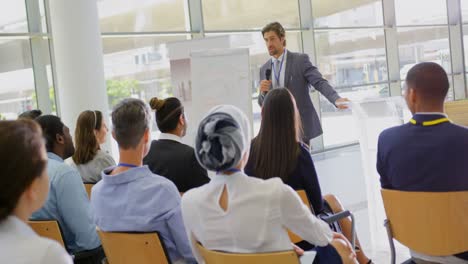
(262, 22), (286, 45)
(112, 98), (151, 149)
(35, 115), (65, 152)
(406, 62), (449, 103)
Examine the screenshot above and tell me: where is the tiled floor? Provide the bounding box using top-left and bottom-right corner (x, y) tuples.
(313, 145), (411, 264)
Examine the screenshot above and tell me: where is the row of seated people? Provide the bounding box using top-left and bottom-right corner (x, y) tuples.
(0, 97), (363, 263)
(15, 94), (370, 263)
(0, 62), (467, 264)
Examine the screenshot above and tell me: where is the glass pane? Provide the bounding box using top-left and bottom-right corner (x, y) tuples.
(312, 0), (383, 28)
(0, 0), (28, 33)
(321, 83), (389, 147)
(463, 0), (468, 23)
(202, 0), (300, 30)
(398, 26), (451, 79)
(98, 0), (187, 32)
(102, 35), (188, 110)
(395, 0), (447, 25)
(0, 39), (36, 120)
(206, 32), (302, 136)
(315, 29), (387, 88)
(462, 25), (468, 72)
(40, 0), (48, 33)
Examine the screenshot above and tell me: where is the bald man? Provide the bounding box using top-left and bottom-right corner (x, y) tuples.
(377, 62), (468, 263)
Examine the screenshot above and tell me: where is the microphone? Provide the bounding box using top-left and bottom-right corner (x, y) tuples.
(266, 69), (271, 81)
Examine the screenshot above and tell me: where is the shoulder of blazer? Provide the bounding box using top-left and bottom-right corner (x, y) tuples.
(261, 60), (270, 70)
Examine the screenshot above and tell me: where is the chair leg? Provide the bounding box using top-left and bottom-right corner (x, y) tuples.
(384, 219), (396, 264)
(349, 212), (356, 250)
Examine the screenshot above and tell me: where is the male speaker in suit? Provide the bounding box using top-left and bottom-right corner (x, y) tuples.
(377, 62), (468, 263)
(258, 22), (349, 145)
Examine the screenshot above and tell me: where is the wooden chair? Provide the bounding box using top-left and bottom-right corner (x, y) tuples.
(381, 189), (468, 264)
(97, 229), (171, 264)
(196, 242), (300, 264)
(287, 190), (355, 248)
(84, 183), (94, 199)
(28, 220), (65, 247)
(287, 190), (311, 243)
(445, 100), (468, 126)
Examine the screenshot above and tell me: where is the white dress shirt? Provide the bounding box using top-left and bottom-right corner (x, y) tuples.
(271, 49), (287, 88)
(158, 133), (183, 143)
(0, 216), (73, 264)
(181, 171), (332, 263)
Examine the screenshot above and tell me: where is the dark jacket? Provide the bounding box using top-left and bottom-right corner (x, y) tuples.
(258, 50), (341, 141)
(244, 141), (324, 213)
(377, 113), (468, 192)
(143, 139), (210, 192)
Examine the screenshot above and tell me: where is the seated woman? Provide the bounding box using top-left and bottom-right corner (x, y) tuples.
(72, 110), (115, 183)
(0, 119), (72, 263)
(245, 88), (371, 264)
(144, 97), (209, 192)
(181, 105), (357, 264)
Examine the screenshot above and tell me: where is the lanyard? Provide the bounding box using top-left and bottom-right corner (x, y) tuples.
(409, 117), (450, 126)
(271, 50), (286, 86)
(117, 163), (139, 168)
(217, 168), (241, 175)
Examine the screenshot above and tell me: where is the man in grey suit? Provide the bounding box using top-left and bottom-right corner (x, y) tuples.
(258, 22), (349, 144)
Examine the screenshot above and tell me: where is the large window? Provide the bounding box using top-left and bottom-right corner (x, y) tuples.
(102, 35), (188, 109)
(74, 0), (468, 149)
(98, 0), (188, 32)
(396, 0), (453, 102)
(311, 0), (387, 148)
(0, 1), (28, 33)
(395, 0), (448, 25)
(202, 0), (300, 30)
(4, 0), (468, 148)
(312, 0), (383, 28)
(0, 0), (53, 120)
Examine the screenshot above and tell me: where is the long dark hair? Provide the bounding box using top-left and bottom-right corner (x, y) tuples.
(72, 110), (103, 164)
(251, 88), (302, 181)
(0, 120), (47, 221)
(149, 97), (183, 133)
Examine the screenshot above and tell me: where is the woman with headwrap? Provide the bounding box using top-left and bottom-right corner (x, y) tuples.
(180, 105), (357, 264)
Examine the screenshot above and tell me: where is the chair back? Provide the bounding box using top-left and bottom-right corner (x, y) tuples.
(195, 242), (299, 264)
(445, 100), (468, 126)
(28, 220), (65, 247)
(84, 183), (94, 199)
(287, 190), (311, 243)
(381, 189), (468, 256)
(97, 229), (171, 264)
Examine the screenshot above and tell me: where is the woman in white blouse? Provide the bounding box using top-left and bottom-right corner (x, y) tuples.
(72, 110), (115, 183)
(0, 119), (72, 264)
(181, 105), (357, 264)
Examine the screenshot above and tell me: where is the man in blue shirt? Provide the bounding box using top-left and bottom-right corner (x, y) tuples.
(32, 115), (102, 259)
(91, 98), (196, 264)
(377, 62), (468, 263)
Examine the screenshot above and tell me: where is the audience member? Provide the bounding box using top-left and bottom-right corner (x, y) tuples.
(71, 110), (115, 183)
(245, 88), (371, 264)
(0, 119), (72, 263)
(144, 97), (209, 192)
(91, 98), (196, 264)
(31, 115), (103, 262)
(181, 105), (357, 264)
(18, 109), (42, 120)
(377, 62), (468, 263)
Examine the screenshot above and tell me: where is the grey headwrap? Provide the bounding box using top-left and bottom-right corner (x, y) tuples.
(195, 105), (251, 172)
